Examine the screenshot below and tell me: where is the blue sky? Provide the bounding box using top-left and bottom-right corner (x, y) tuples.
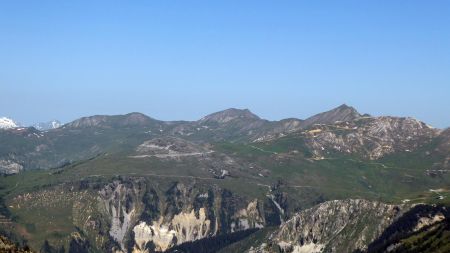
(1, 1), (449, 127)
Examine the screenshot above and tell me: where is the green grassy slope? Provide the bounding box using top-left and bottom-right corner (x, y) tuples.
(0, 122), (449, 251)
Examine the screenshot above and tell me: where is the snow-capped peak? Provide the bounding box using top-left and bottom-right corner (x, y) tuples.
(33, 120), (62, 131)
(51, 120), (61, 129)
(0, 117), (19, 129)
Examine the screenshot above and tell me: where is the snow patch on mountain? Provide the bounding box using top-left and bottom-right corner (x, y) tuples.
(0, 117), (19, 129)
(33, 120), (62, 130)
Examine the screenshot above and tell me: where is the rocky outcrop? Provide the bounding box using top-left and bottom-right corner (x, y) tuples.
(0, 235), (34, 252)
(94, 179), (274, 253)
(249, 199), (406, 253)
(133, 208), (211, 252)
(99, 181), (139, 251)
(231, 200), (265, 232)
(301, 116), (438, 159)
(0, 159), (23, 174)
(251, 119), (304, 142)
(133, 137), (210, 158)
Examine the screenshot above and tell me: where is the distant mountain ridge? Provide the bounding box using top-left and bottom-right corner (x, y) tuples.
(54, 105), (368, 142)
(33, 120), (61, 131)
(0, 117), (20, 129)
(2, 104), (439, 132)
(0, 117), (62, 131)
(64, 112), (160, 128)
(61, 105), (363, 130)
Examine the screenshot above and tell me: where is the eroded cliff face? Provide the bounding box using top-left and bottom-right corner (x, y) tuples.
(132, 208), (211, 252)
(6, 177), (274, 253)
(99, 181), (141, 251)
(249, 199), (406, 253)
(94, 178), (273, 253)
(7, 180), (448, 253)
(231, 200), (265, 232)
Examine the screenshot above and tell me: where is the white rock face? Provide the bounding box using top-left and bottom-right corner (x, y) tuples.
(0, 117), (19, 129)
(133, 219), (176, 253)
(0, 160), (23, 174)
(99, 182), (136, 251)
(231, 200), (265, 232)
(272, 241), (324, 253)
(172, 208), (211, 243)
(33, 120), (61, 130)
(291, 243), (324, 253)
(131, 137), (212, 158)
(96, 181), (267, 253)
(132, 208), (211, 252)
(414, 213), (445, 231)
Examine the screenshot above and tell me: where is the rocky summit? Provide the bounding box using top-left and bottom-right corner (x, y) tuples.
(301, 104), (362, 128)
(0, 105), (449, 253)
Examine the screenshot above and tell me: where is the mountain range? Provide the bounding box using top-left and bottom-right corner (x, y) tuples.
(0, 117), (61, 131)
(0, 104), (449, 253)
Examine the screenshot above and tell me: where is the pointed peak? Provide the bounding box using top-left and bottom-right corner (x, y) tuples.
(335, 103), (357, 112)
(327, 104), (361, 116)
(199, 108), (260, 123)
(303, 104), (362, 127)
(337, 103), (351, 109)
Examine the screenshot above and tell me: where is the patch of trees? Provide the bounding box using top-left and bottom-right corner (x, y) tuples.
(366, 204), (450, 253)
(40, 240), (65, 253)
(163, 228), (259, 253)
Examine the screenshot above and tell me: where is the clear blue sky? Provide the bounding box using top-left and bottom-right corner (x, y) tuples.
(1, 1), (449, 127)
